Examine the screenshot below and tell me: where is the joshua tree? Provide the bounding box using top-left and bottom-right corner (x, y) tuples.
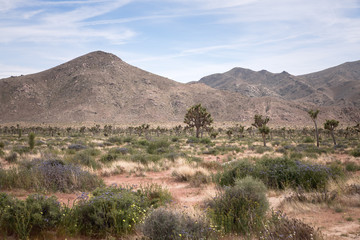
(252, 114), (270, 147)
(324, 119), (339, 146)
(184, 104), (213, 138)
(28, 133), (35, 150)
(308, 109), (320, 147)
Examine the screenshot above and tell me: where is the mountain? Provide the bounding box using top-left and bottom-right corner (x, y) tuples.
(199, 61), (360, 108)
(0, 51), (359, 125)
(299, 61), (360, 108)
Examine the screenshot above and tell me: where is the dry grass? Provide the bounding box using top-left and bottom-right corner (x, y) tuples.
(171, 165), (210, 182)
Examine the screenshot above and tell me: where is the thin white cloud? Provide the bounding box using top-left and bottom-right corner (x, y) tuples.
(0, 63), (41, 79)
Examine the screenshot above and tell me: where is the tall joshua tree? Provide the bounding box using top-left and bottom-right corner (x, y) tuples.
(184, 104), (213, 138)
(252, 114), (270, 147)
(308, 109), (320, 147)
(324, 119), (339, 146)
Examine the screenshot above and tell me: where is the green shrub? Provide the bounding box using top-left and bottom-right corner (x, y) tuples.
(208, 176), (268, 234)
(12, 146), (29, 155)
(71, 186), (148, 238)
(0, 193), (63, 240)
(171, 136), (179, 142)
(131, 153), (161, 165)
(0, 141), (4, 149)
(108, 136), (123, 144)
(68, 151), (100, 169)
(137, 183), (172, 208)
(260, 211), (323, 239)
(345, 161), (360, 172)
(254, 146), (273, 154)
(5, 152), (18, 163)
(215, 160), (254, 186)
(100, 152), (119, 163)
(289, 152), (303, 160)
(303, 136), (314, 143)
(215, 156), (343, 190)
(200, 138), (212, 144)
(147, 139), (170, 154)
(142, 207), (212, 240)
(350, 148), (360, 157)
(186, 137), (212, 145)
(123, 136), (134, 143)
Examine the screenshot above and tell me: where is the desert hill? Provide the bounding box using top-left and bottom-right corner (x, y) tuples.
(0, 51), (359, 125)
(199, 61), (360, 108)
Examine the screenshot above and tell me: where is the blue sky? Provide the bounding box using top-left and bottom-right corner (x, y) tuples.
(0, 0), (359, 83)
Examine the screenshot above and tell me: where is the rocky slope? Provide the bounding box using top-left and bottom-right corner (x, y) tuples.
(0, 51), (358, 125)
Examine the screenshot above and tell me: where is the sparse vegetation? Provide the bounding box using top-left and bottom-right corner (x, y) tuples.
(0, 123), (358, 239)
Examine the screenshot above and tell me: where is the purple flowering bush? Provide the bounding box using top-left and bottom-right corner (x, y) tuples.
(0, 159), (104, 192)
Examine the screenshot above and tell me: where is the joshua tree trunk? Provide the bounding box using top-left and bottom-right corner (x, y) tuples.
(314, 120), (319, 148)
(330, 131), (337, 146)
(196, 127), (200, 138)
(262, 133), (266, 147)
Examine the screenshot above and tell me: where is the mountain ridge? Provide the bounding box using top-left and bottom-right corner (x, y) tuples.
(1, 51), (359, 125)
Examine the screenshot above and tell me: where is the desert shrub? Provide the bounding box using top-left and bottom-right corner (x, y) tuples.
(71, 188), (145, 237)
(131, 153), (161, 165)
(186, 137), (212, 145)
(254, 146), (273, 154)
(289, 152), (303, 159)
(208, 176), (269, 234)
(345, 184), (360, 195)
(215, 157), (343, 190)
(171, 136), (179, 142)
(0, 141), (5, 149)
(108, 136), (123, 144)
(186, 137), (200, 144)
(200, 138), (212, 144)
(100, 152), (119, 163)
(68, 144), (87, 150)
(0, 193), (63, 240)
(172, 166), (210, 187)
(4, 152), (18, 163)
(284, 189), (338, 204)
(345, 161), (360, 172)
(70, 184), (170, 238)
(123, 136), (134, 143)
(147, 139), (170, 154)
(214, 145), (241, 154)
(215, 160), (255, 186)
(350, 148), (360, 157)
(164, 152), (184, 162)
(202, 148), (219, 155)
(22, 194), (62, 233)
(67, 151), (100, 169)
(137, 183), (172, 208)
(110, 147), (130, 155)
(200, 161), (222, 170)
(0, 159), (104, 192)
(142, 207), (212, 240)
(0, 149), (4, 157)
(303, 136), (315, 143)
(137, 139), (149, 146)
(12, 145), (29, 155)
(260, 211), (323, 240)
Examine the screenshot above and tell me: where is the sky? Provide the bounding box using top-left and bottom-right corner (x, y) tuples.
(0, 0), (360, 83)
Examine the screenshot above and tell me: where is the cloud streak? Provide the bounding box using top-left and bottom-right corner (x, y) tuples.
(0, 0), (359, 83)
